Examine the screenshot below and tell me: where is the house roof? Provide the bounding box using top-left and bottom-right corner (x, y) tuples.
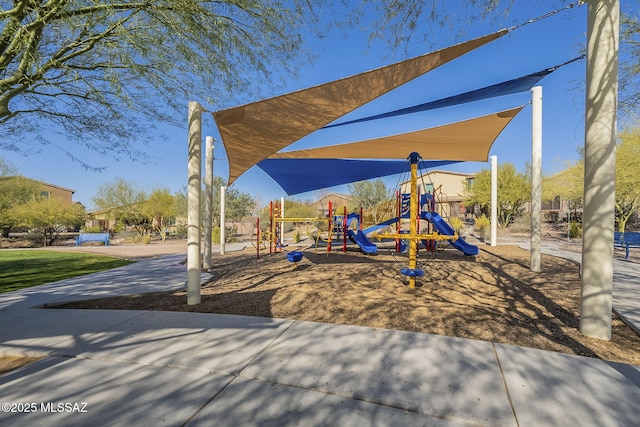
(399, 170), (476, 187)
(427, 169), (476, 176)
(2, 176), (75, 194)
(314, 192), (352, 202)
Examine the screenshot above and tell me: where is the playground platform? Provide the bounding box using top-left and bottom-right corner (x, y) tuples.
(1, 243), (639, 426)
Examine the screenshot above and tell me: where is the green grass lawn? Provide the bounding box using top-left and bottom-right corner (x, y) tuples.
(0, 250), (134, 293)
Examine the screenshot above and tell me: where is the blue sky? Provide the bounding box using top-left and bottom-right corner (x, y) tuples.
(3, 2), (597, 209)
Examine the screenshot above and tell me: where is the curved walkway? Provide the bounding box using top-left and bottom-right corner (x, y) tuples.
(0, 242), (639, 426)
(520, 239), (640, 337)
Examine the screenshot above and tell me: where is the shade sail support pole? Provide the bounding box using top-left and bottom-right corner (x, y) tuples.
(531, 86), (542, 272)
(203, 136), (214, 271)
(490, 155), (498, 247)
(580, 0), (618, 341)
(220, 186), (227, 255)
(187, 102), (203, 305)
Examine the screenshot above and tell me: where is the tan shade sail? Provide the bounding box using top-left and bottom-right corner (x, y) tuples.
(213, 30), (508, 184)
(268, 107), (524, 162)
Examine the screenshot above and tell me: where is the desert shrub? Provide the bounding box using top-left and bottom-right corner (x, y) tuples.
(82, 226), (103, 233)
(175, 225), (187, 238)
(212, 226), (237, 243)
(293, 228), (301, 243)
(569, 222), (582, 238)
(142, 234), (151, 245)
(25, 232), (45, 246)
(112, 223), (125, 233)
(474, 215), (490, 239)
(212, 226), (221, 243)
(448, 217), (464, 235)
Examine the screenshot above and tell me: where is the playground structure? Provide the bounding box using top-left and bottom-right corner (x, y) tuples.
(261, 199), (394, 258)
(260, 200), (367, 257)
(258, 152), (479, 288)
(367, 152), (478, 288)
(185, 3), (619, 342)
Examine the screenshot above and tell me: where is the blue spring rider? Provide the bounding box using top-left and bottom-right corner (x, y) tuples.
(400, 268), (425, 277)
(286, 251), (304, 267)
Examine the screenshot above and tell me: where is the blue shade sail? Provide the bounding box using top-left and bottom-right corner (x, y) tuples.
(257, 158), (458, 195)
(323, 58), (583, 129)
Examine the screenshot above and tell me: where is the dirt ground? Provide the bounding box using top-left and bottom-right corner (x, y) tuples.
(0, 355), (42, 375)
(55, 234), (640, 366)
(3, 224), (640, 370)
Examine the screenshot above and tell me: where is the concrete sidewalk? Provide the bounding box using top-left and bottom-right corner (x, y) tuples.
(522, 239), (640, 337)
(1, 248), (639, 426)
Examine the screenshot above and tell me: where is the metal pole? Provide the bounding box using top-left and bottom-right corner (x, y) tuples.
(220, 186), (227, 255)
(490, 155), (498, 247)
(256, 217), (260, 260)
(327, 201), (332, 253)
(531, 86), (542, 272)
(203, 136), (214, 271)
(580, 0), (618, 340)
(567, 207), (571, 242)
(343, 206), (347, 253)
(187, 102), (202, 305)
(416, 186), (420, 255)
(408, 152), (419, 289)
(280, 196), (285, 249)
(269, 201), (272, 254)
(275, 200), (281, 252)
(396, 190), (400, 253)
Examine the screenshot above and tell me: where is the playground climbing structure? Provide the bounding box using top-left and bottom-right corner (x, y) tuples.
(371, 152), (477, 288)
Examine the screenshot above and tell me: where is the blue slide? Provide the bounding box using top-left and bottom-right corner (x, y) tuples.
(362, 217), (399, 235)
(420, 212), (479, 256)
(346, 229), (378, 254)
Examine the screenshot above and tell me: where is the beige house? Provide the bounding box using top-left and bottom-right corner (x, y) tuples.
(311, 192), (352, 216)
(400, 170), (475, 219)
(3, 176), (75, 206)
(538, 170), (583, 222)
(38, 180), (75, 206)
(84, 209), (117, 231)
